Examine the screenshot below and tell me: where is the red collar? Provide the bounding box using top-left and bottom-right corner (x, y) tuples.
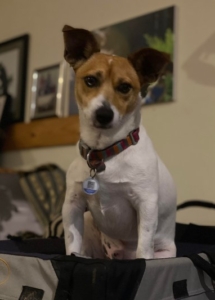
(79, 128), (140, 172)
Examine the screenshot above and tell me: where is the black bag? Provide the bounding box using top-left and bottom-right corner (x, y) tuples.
(1, 200), (215, 300)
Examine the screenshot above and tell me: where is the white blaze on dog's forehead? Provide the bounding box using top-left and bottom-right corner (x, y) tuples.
(82, 94), (106, 117)
(110, 103), (121, 125)
(86, 94), (105, 109)
(108, 58), (113, 65)
(91, 94), (106, 107)
(82, 94), (122, 127)
(108, 54), (116, 64)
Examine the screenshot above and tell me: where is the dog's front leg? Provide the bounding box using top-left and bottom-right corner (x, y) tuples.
(62, 181), (86, 255)
(130, 190), (158, 259)
(137, 197), (158, 259)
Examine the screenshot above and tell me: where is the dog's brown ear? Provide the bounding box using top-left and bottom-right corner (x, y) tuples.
(128, 48), (170, 86)
(62, 25), (100, 70)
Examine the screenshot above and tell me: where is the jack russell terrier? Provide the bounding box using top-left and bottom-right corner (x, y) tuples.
(62, 25), (176, 260)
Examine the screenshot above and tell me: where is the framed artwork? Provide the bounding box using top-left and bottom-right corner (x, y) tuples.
(94, 6), (175, 105)
(64, 6), (175, 113)
(0, 35), (29, 123)
(0, 95), (6, 121)
(31, 62), (66, 119)
(64, 66), (78, 116)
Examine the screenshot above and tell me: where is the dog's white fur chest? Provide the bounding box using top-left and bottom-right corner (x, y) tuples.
(67, 126), (176, 247)
(87, 181), (137, 241)
(64, 123), (176, 259)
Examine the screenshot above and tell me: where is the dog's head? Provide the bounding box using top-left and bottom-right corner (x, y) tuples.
(63, 25), (169, 129)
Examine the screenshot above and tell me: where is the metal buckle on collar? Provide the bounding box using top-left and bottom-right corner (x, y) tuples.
(129, 131), (137, 145)
(86, 150), (94, 169)
(86, 150), (104, 171)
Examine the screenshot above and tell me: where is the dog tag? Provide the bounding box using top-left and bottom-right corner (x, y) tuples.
(83, 177), (99, 195)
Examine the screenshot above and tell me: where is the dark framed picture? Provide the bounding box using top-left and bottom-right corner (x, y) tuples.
(64, 66), (79, 116)
(0, 95), (6, 121)
(0, 35), (29, 123)
(31, 62), (66, 119)
(94, 6), (175, 105)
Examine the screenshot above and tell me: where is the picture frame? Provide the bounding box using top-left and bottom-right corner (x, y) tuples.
(63, 65), (79, 117)
(30, 62), (66, 119)
(0, 34), (29, 123)
(93, 6), (175, 105)
(0, 95), (6, 121)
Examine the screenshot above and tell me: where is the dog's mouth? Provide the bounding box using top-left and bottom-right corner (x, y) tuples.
(93, 121), (113, 129)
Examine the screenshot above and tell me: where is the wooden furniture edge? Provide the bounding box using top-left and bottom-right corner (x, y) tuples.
(2, 115), (80, 151)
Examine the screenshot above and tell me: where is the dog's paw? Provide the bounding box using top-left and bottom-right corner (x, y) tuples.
(136, 250), (154, 260)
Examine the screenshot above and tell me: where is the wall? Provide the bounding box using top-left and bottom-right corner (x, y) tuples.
(0, 0), (215, 225)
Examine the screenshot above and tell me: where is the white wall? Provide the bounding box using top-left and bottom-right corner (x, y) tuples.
(1, 0), (215, 225)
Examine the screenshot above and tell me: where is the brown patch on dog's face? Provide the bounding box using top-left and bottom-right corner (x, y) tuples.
(75, 53), (140, 116)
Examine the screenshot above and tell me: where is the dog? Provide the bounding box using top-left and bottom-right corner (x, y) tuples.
(62, 25), (176, 260)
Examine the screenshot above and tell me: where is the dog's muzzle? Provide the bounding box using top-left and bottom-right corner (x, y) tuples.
(94, 106), (114, 127)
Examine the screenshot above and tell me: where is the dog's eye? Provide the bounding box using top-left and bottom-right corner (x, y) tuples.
(117, 83), (132, 94)
(84, 76), (98, 87)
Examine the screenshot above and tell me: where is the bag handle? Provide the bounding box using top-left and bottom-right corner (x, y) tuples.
(204, 251), (215, 265)
(177, 200), (215, 211)
(187, 253), (215, 280)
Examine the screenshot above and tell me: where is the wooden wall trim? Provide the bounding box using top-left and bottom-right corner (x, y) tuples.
(3, 115), (80, 151)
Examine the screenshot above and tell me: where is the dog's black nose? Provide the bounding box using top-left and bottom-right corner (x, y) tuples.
(95, 106), (114, 126)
